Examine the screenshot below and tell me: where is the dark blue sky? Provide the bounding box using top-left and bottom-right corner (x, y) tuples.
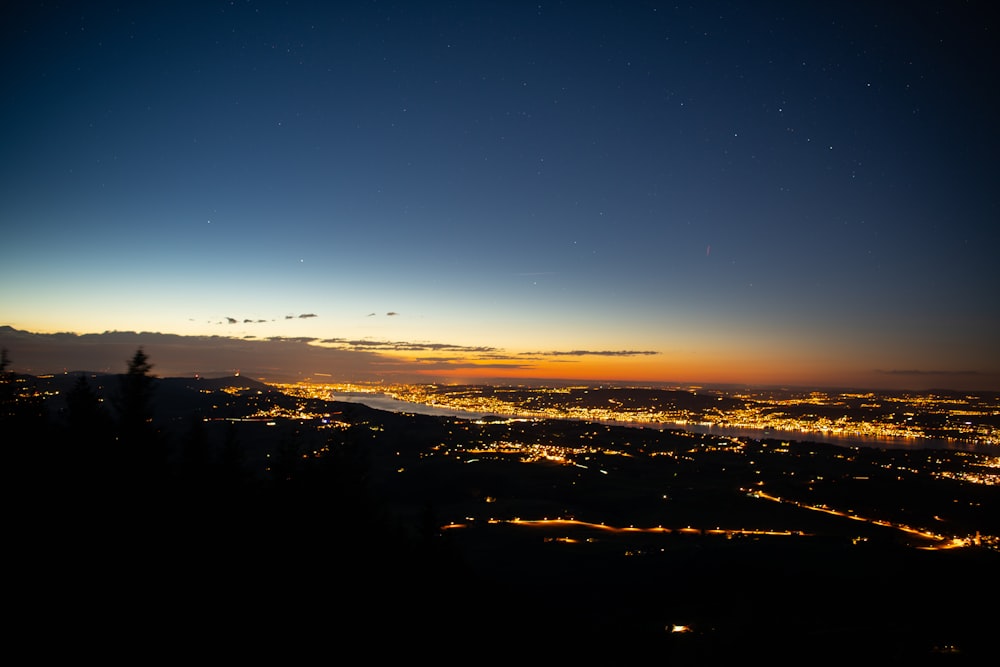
(2, 1), (997, 389)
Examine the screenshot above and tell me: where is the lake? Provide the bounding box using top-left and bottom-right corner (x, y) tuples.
(332, 392), (992, 453)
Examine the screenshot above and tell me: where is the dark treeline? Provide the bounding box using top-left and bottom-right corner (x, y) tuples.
(3, 347), (506, 657)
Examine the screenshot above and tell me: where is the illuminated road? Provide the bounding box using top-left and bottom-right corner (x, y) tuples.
(441, 509), (985, 551)
(441, 517), (809, 539)
(744, 488), (973, 549)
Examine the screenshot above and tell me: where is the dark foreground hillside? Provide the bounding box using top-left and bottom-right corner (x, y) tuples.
(4, 366), (997, 662)
(14, 488), (995, 663)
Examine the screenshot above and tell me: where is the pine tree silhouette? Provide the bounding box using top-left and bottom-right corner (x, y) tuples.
(117, 348), (155, 446)
(113, 348), (169, 497)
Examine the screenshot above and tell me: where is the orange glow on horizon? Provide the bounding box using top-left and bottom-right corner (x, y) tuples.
(403, 353), (870, 388)
(4, 323), (994, 391)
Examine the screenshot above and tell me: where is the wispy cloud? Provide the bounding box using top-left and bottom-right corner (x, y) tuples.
(394, 356), (537, 371)
(319, 338), (496, 353)
(525, 350), (660, 357)
(216, 313), (318, 324)
(876, 369), (980, 376)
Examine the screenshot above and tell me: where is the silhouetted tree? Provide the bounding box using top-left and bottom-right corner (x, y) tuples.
(115, 348), (167, 489)
(118, 348), (155, 442)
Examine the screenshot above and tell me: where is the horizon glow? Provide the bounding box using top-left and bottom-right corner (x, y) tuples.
(2, 3), (997, 392)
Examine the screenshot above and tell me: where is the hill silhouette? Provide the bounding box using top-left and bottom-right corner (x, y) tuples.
(2, 351), (997, 660)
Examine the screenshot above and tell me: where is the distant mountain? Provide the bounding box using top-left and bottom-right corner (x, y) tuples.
(158, 374), (272, 393)
(10, 370), (278, 427)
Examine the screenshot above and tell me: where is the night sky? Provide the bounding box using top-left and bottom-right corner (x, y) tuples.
(2, 1), (998, 390)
